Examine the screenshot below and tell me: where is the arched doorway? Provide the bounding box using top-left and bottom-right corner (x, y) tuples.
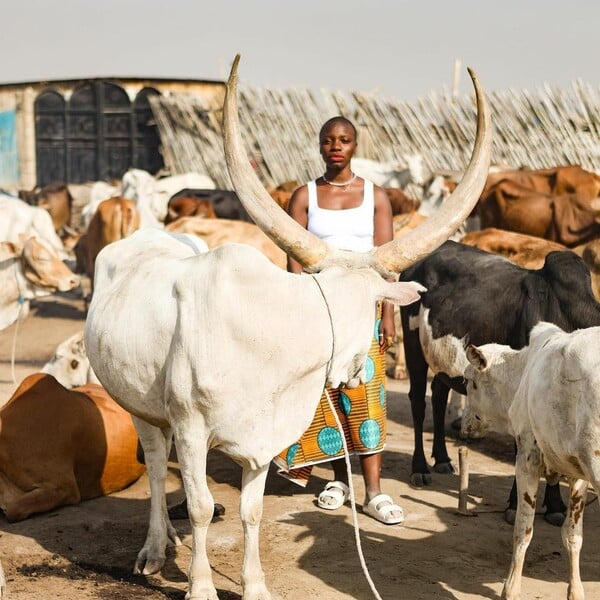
(35, 81), (165, 185)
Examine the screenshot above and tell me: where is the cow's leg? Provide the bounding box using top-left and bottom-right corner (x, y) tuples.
(505, 456), (566, 527)
(502, 436), (541, 600)
(403, 327), (431, 486)
(132, 417), (180, 576)
(430, 376), (454, 474)
(542, 481), (567, 526)
(239, 464), (271, 600)
(172, 421), (217, 600)
(562, 478), (587, 600)
(4, 479), (81, 522)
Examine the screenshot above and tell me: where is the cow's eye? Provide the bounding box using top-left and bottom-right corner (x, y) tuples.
(70, 359), (79, 369)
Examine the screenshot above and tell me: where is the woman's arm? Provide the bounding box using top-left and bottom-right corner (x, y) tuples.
(286, 185), (309, 274)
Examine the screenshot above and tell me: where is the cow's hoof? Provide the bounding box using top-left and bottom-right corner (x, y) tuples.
(544, 511), (566, 527)
(433, 461), (455, 474)
(504, 508), (516, 525)
(410, 472), (433, 487)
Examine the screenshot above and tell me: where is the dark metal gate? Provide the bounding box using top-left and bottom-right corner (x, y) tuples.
(35, 81), (164, 185)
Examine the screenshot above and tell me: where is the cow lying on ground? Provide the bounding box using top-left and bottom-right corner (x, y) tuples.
(460, 227), (566, 269)
(0, 373), (145, 522)
(42, 330), (98, 388)
(166, 216), (287, 269)
(83, 56), (490, 599)
(168, 188), (252, 222)
(463, 322), (600, 600)
(399, 241), (600, 525)
(0, 238), (80, 331)
(164, 195), (217, 224)
(20, 181), (73, 234)
(0, 195), (68, 259)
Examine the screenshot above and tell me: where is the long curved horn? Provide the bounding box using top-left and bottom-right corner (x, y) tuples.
(372, 67), (492, 272)
(224, 55), (492, 276)
(223, 54), (331, 269)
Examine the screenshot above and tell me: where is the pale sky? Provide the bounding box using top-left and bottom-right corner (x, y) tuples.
(2, 0), (598, 101)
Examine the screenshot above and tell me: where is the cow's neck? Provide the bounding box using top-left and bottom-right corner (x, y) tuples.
(0, 255), (44, 330)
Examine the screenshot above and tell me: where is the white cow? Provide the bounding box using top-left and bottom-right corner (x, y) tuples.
(44, 234), (207, 389)
(121, 168), (216, 226)
(463, 322), (600, 600)
(351, 154), (425, 188)
(84, 56), (491, 600)
(0, 195), (69, 259)
(42, 330), (99, 388)
(0, 238), (80, 331)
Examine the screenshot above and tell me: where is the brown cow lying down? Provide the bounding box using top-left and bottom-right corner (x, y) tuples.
(165, 216), (287, 269)
(460, 227), (567, 269)
(0, 373), (145, 522)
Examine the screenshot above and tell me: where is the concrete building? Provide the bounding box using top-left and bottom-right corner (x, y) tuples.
(0, 77), (225, 191)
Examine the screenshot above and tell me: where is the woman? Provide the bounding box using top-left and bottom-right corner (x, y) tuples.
(274, 116), (404, 525)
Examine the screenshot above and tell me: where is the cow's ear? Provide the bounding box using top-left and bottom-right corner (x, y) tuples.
(382, 281), (426, 306)
(466, 344), (487, 371)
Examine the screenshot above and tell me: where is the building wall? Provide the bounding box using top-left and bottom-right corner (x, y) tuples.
(0, 78), (225, 190)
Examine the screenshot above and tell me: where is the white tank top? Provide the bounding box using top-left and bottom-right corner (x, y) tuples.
(307, 179), (375, 253)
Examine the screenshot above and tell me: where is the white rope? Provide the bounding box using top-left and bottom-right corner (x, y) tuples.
(310, 274), (383, 600)
(323, 388), (384, 600)
(10, 261), (25, 385)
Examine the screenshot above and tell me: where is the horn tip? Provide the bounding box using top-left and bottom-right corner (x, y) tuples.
(228, 54), (241, 86)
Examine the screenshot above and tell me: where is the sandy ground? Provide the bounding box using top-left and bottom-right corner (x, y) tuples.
(1, 290), (600, 599)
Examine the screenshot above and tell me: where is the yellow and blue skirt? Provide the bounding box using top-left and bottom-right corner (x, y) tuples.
(274, 305), (387, 487)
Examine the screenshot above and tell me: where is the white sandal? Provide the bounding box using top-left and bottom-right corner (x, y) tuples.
(363, 493), (405, 524)
(317, 481), (350, 510)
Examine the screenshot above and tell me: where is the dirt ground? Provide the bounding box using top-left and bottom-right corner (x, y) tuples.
(1, 290), (600, 600)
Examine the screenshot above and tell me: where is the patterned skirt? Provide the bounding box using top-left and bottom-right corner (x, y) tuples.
(274, 304), (387, 486)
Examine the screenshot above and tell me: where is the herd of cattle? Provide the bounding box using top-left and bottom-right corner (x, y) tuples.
(2, 72), (600, 597)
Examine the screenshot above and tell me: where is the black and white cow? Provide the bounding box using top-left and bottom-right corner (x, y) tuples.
(399, 240), (600, 524)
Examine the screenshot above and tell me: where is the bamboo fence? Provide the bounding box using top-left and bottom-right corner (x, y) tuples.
(149, 80), (600, 192)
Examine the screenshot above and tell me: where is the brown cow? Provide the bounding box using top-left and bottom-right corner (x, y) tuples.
(460, 227), (567, 269)
(384, 187), (420, 215)
(478, 180), (600, 246)
(483, 165), (600, 200)
(165, 216), (287, 269)
(0, 373), (145, 522)
(266, 180), (300, 212)
(75, 197), (140, 288)
(19, 182), (74, 240)
(164, 196), (217, 225)
(0, 237), (80, 331)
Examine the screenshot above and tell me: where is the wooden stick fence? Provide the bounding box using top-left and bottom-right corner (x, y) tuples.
(149, 80), (600, 190)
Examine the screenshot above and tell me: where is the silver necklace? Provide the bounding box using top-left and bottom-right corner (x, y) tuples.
(322, 172), (357, 190)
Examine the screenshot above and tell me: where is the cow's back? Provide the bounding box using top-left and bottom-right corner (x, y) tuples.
(400, 241), (600, 348)
(0, 374), (144, 520)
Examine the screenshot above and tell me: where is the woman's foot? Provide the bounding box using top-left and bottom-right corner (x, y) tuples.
(363, 493), (404, 524)
(317, 481), (350, 510)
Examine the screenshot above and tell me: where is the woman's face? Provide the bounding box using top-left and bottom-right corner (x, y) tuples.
(319, 122), (357, 170)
